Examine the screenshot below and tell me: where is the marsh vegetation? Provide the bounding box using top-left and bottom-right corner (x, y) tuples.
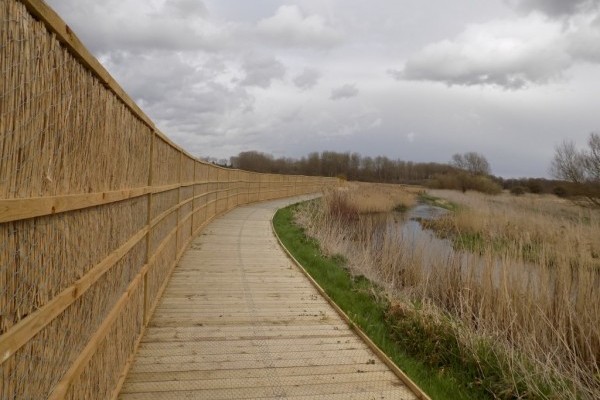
(294, 183), (600, 399)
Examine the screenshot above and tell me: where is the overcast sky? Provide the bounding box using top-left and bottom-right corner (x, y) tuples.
(46, 0), (600, 177)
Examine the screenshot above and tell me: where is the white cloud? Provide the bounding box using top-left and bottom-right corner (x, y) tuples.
(395, 16), (571, 89)
(257, 5), (342, 48)
(293, 68), (321, 90)
(330, 83), (359, 100)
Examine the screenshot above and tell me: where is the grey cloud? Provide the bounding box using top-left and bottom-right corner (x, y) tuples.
(330, 84), (359, 100)
(100, 51), (254, 142)
(102, 51), (197, 103)
(240, 55), (286, 88)
(256, 5), (343, 48)
(509, 0), (600, 17)
(44, 0), (600, 177)
(293, 68), (321, 90)
(46, 0), (228, 54)
(162, 0), (208, 19)
(566, 14), (600, 63)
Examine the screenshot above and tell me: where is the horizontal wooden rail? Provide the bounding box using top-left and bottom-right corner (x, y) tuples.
(47, 263), (149, 400)
(0, 227), (148, 363)
(0, 188), (150, 223)
(0, 180), (320, 223)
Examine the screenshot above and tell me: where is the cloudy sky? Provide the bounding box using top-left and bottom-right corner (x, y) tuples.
(46, 0), (600, 177)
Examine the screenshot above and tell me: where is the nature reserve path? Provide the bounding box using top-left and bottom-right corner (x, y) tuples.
(118, 196), (420, 399)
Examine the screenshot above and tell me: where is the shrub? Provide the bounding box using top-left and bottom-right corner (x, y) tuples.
(526, 179), (544, 194)
(469, 175), (502, 194)
(428, 173), (502, 195)
(510, 186), (526, 196)
(552, 186), (568, 198)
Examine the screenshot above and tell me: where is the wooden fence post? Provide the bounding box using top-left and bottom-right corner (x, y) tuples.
(143, 131), (155, 324)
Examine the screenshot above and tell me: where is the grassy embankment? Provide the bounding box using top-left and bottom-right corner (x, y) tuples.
(274, 203), (484, 400)
(277, 182), (599, 399)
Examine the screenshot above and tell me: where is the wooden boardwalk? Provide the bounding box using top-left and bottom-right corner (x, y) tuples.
(118, 197), (420, 399)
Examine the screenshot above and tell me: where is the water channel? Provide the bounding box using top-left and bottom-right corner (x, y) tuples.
(387, 202), (545, 293)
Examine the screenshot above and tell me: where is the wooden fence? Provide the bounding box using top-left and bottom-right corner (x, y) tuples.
(0, 1), (337, 398)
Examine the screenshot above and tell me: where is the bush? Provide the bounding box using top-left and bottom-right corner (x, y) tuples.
(526, 180), (543, 194)
(510, 186), (526, 196)
(386, 302), (524, 398)
(428, 173), (502, 195)
(469, 175), (502, 194)
(552, 186), (568, 198)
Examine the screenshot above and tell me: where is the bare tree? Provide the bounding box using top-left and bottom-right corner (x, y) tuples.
(451, 152), (491, 175)
(551, 132), (600, 207)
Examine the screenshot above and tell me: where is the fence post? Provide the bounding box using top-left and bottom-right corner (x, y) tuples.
(176, 150), (182, 255)
(143, 131), (155, 324)
(191, 159), (195, 238)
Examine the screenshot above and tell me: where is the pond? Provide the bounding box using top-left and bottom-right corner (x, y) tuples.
(387, 202), (546, 294)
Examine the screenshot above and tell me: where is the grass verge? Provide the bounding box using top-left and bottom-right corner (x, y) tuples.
(418, 193), (459, 211)
(273, 202), (489, 400)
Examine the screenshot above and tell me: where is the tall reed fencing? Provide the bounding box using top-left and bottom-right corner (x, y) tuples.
(0, 1), (337, 398)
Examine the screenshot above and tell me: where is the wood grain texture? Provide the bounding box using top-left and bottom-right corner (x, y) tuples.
(117, 198), (420, 400)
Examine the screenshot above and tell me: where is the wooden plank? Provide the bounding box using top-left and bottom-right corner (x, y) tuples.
(0, 226), (148, 363)
(147, 316), (338, 327)
(134, 341), (367, 357)
(119, 378), (413, 399)
(125, 349), (382, 366)
(124, 363), (386, 383)
(128, 354), (385, 374)
(121, 371), (397, 392)
(0, 181), (201, 224)
(138, 335), (361, 348)
(0, 187), (150, 223)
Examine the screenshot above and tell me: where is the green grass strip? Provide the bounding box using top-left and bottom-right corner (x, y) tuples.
(273, 202), (488, 400)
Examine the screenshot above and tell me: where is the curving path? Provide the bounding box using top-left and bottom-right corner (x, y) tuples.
(118, 196), (420, 400)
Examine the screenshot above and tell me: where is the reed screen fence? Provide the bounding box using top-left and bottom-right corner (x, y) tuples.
(0, 1), (337, 398)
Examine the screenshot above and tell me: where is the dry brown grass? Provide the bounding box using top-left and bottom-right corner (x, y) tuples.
(426, 189), (600, 266)
(296, 184), (600, 399)
(327, 182), (419, 214)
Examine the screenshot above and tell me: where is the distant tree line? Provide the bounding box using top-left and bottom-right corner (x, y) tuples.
(551, 132), (599, 207)
(230, 151), (458, 184)
(229, 145), (598, 203)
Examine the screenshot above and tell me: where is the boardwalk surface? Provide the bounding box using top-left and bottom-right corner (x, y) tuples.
(119, 197), (419, 399)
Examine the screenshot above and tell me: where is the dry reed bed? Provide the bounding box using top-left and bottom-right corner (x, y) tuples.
(0, 2), (151, 199)
(296, 185), (600, 399)
(0, 1), (336, 399)
(334, 182), (420, 213)
(424, 189), (600, 268)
